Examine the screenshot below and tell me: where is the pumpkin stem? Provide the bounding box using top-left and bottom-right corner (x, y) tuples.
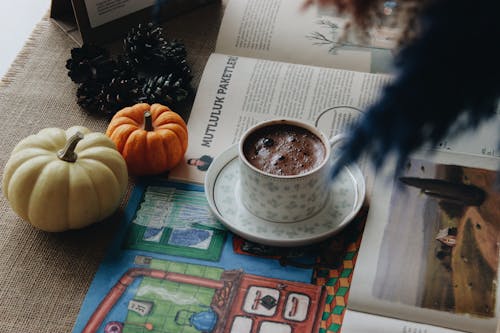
(144, 111), (154, 131)
(57, 131), (84, 162)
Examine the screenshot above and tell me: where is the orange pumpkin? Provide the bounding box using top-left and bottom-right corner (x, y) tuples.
(106, 103), (188, 175)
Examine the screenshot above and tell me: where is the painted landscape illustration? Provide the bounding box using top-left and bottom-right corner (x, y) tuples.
(373, 159), (499, 317)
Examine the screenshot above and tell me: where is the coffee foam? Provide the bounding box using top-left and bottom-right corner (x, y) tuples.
(243, 124), (326, 176)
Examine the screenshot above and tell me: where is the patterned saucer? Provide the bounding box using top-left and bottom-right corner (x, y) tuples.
(204, 144), (365, 246)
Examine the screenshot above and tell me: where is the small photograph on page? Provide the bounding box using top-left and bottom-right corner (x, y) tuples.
(372, 159), (499, 318)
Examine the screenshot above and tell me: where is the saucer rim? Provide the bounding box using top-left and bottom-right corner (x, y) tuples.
(204, 144), (366, 246)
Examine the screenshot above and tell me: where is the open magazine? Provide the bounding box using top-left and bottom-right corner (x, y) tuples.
(343, 148), (500, 333)
(169, 0), (398, 186)
(167, 0), (500, 331)
(71, 0), (500, 332)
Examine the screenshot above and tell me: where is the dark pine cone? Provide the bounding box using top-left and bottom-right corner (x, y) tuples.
(142, 73), (191, 107)
(155, 40), (192, 79)
(76, 81), (105, 115)
(99, 77), (145, 117)
(123, 23), (192, 80)
(112, 55), (138, 81)
(123, 22), (167, 68)
(76, 77), (144, 117)
(66, 44), (116, 84)
(69, 22), (195, 119)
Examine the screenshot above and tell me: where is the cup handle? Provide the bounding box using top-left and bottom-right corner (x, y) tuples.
(328, 134), (350, 179)
(329, 133), (347, 149)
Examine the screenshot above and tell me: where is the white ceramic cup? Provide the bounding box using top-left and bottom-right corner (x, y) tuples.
(238, 118), (344, 223)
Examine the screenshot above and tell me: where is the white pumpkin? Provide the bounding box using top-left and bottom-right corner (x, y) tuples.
(2, 126), (128, 232)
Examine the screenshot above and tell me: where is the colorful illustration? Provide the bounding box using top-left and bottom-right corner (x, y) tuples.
(313, 241), (360, 333)
(81, 258), (326, 333)
(124, 185), (226, 261)
(373, 159), (500, 317)
(72, 181), (366, 333)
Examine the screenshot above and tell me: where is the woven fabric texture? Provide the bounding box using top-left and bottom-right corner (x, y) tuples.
(0, 3), (223, 332)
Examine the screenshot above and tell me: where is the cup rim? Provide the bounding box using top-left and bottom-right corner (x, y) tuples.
(238, 118), (331, 179)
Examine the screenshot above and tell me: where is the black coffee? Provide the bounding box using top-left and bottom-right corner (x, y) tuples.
(243, 124), (326, 176)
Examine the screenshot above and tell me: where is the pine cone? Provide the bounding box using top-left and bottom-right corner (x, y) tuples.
(123, 23), (192, 80)
(112, 55), (138, 81)
(156, 40), (187, 67)
(76, 77), (143, 117)
(142, 73), (191, 107)
(66, 44), (116, 84)
(123, 22), (167, 67)
(156, 44), (192, 83)
(147, 40), (192, 83)
(68, 22), (195, 119)
(99, 77), (145, 117)
(76, 81), (105, 114)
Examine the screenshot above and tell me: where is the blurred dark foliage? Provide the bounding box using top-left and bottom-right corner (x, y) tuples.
(329, 0), (500, 178)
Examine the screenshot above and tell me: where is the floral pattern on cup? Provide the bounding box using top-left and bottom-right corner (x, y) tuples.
(213, 155), (358, 242)
(238, 119), (339, 223)
(240, 162), (330, 222)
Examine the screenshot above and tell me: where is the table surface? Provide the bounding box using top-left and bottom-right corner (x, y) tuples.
(0, 0), (51, 78)
(0, 3), (226, 332)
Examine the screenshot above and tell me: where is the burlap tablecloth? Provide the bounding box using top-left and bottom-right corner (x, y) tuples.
(0, 2), (224, 332)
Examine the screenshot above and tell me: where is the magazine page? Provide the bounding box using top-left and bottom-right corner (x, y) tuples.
(215, 0), (396, 73)
(432, 108), (500, 158)
(71, 178), (364, 332)
(342, 309), (468, 333)
(347, 149), (500, 333)
(169, 52), (391, 186)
